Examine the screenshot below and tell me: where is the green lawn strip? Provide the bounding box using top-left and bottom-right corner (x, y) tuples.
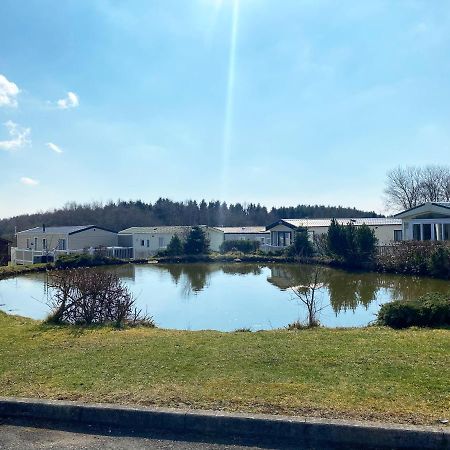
(0, 263), (51, 280)
(0, 312), (448, 425)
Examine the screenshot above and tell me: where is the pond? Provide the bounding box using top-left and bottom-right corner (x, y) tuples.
(0, 263), (448, 331)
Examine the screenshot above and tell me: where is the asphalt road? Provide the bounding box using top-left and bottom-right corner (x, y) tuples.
(0, 424), (252, 449)
(0, 422), (326, 450)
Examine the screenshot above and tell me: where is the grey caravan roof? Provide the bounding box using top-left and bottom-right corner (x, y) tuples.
(18, 225), (116, 235)
(119, 226), (194, 234)
(267, 218), (402, 230)
(215, 226), (269, 234)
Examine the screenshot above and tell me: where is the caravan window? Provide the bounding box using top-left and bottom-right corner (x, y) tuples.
(393, 230), (402, 242)
(444, 224), (450, 241)
(412, 224), (420, 240)
(422, 224), (431, 240)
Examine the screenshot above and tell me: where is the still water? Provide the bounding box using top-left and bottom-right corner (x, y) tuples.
(0, 263), (448, 331)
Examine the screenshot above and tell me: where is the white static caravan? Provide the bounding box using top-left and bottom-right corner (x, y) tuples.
(214, 227), (271, 246)
(395, 202), (450, 241)
(119, 226), (225, 257)
(13, 225), (119, 264)
(265, 218), (403, 249)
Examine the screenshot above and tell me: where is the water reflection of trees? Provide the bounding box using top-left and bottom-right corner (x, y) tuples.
(221, 264), (263, 276)
(325, 271), (378, 312)
(157, 263), (263, 298)
(148, 262), (448, 308)
(159, 264), (214, 296)
(108, 264), (136, 281)
(266, 264), (449, 314)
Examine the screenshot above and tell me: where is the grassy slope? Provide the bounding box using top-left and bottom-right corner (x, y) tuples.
(0, 312), (448, 425)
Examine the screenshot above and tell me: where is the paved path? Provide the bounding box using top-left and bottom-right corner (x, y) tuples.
(0, 422), (320, 450)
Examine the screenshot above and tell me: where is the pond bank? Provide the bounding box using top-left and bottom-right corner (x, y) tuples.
(152, 253), (450, 281)
(0, 263), (51, 281)
(2, 250), (448, 283)
(0, 311), (448, 426)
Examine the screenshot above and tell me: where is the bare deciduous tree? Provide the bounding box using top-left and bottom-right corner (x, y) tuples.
(420, 165), (450, 202)
(384, 165), (450, 211)
(384, 166), (424, 210)
(290, 267), (326, 327)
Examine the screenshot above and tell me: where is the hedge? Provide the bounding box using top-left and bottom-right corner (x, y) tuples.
(377, 292), (450, 328)
(220, 240), (260, 254)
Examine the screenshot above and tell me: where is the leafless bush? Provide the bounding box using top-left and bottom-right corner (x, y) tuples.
(313, 234), (329, 257)
(377, 240), (450, 278)
(285, 320), (311, 330)
(46, 268), (155, 327)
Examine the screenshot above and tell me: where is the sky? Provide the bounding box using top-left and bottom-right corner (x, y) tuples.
(1, 0), (450, 219)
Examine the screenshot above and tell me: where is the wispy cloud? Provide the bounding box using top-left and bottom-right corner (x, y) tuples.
(0, 121), (31, 151)
(46, 142), (63, 154)
(20, 177), (39, 186)
(0, 74), (20, 107)
(57, 91), (79, 109)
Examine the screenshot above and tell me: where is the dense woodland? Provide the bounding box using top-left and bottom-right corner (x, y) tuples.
(0, 199), (380, 241)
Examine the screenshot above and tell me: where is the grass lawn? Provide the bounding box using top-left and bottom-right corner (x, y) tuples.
(0, 311), (449, 426)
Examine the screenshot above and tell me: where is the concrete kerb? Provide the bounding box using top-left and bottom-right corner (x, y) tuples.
(0, 397), (448, 449)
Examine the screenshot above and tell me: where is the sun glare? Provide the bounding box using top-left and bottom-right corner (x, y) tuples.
(220, 0), (240, 209)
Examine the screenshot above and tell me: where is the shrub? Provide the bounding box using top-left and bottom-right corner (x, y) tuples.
(377, 293), (450, 328)
(55, 253), (121, 269)
(220, 240), (260, 254)
(285, 320), (315, 330)
(46, 268), (154, 327)
(377, 241), (450, 279)
(428, 246), (450, 279)
(286, 227), (313, 257)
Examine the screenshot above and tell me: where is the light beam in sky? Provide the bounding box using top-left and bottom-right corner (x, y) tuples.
(220, 0), (240, 209)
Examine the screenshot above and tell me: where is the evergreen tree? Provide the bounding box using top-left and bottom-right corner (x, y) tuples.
(356, 224), (378, 261)
(166, 235), (184, 256)
(327, 220), (377, 264)
(184, 226), (209, 255)
(287, 227), (314, 257)
(327, 219), (347, 258)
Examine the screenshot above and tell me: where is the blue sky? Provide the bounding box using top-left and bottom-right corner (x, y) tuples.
(1, 0), (450, 218)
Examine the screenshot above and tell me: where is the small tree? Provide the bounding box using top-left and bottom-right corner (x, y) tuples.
(184, 226), (209, 255)
(356, 224), (377, 262)
(327, 219), (347, 258)
(290, 267), (326, 327)
(287, 227), (313, 257)
(327, 220), (377, 265)
(166, 235), (184, 256)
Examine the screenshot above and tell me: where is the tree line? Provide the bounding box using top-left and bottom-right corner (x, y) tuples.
(0, 198), (379, 241)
